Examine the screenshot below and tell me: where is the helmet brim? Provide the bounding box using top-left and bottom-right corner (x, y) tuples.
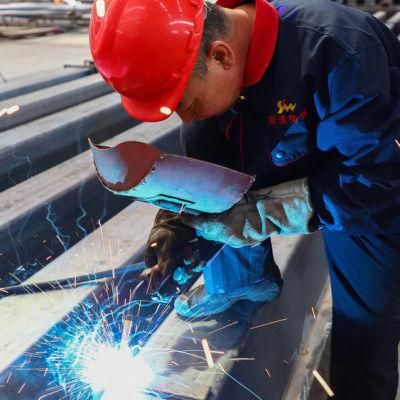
(121, 92), (179, 122)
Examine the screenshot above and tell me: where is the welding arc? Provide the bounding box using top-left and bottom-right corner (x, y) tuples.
(0, 262), (145, 298)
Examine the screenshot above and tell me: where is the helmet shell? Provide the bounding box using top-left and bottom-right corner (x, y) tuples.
(90, 0), (204, 121)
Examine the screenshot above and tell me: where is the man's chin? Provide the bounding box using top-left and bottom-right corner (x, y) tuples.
(195, 111), (224, 121)
(216, 104), (235, 117)
(191, 107), (232, 122)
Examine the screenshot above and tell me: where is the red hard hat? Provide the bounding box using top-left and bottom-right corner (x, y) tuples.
(89, 0), (204, 122)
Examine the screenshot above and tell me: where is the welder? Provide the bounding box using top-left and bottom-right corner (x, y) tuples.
(89, 0), (400, 398)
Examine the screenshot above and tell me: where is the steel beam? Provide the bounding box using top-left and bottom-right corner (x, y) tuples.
(0, 116), (181, 280)
(0, 67), (95, 101)
(0, 74), (111, 131)
(0, 93), (137, 190)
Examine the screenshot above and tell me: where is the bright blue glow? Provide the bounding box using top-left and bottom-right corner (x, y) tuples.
(45, 293), (163, 399)
(81, 342), (153, 399)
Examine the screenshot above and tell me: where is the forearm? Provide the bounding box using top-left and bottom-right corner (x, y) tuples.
(181, 177), (317, 248)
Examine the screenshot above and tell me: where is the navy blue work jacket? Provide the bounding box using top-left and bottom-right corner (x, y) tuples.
(182, 0), (400, 234)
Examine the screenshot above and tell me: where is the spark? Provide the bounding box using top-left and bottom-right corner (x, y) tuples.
(201, 339), (214, 368)
(7, 105), (20, 115)
(311, 306), (316, 319)
(108, 239), (114, 268)
(98, 219), (105, 252)
(208, 321), (239, 335)
(121, 318), (133, 347)
(250, 317), (288, 330)
(217, 363), (262, 400)
(207, 237), (234, 265)
(145, 269), (154, 295)
(8, 272), (23, 284)
(117, 236), (121, 253)
(17, 383), (26, 393)
(56, 235), (64, 247)
(230, 358), (255, 361)
(38, 388), (64, 399)
(155, 303), (171, 321)
(313, 370), (334, 397)
(396, 138), (400, 148)
(187, 323), (197, 344)
(44, 245), (54, 255)
(19, 359), (30, 369)
(265, 368), (271, 378)
(0, 105), (20, 117)
(35, 258), (45, 269)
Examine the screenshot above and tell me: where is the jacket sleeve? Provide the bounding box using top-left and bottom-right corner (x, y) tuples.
(309, 44), (400, 234)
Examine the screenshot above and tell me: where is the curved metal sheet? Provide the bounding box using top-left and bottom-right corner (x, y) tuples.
(89, 139), (161, 191)
(90, 140), (255, 214)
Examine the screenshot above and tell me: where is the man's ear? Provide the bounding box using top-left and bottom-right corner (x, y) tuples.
(207, 41), (234, 70)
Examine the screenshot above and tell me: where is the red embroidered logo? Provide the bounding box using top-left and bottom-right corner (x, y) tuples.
(267, 98), (308, 126)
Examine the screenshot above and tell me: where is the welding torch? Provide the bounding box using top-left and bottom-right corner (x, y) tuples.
(171, 238), (206, 284)
(0, 239), (223, 302)
(0, 255), (202, 302)
(143, 236), (228, 304)
(0, 262), (146, 298)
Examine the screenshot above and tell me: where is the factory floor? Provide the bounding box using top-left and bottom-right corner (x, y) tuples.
(0, 29), (91, 82)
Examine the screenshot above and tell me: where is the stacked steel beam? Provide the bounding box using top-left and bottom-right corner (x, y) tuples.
(0, 2), (92, 38)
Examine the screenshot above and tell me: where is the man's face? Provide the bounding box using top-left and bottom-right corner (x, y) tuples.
(175, 47), (242, 123)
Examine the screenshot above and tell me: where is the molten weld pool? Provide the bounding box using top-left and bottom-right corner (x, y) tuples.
(79, 340), (153, 399)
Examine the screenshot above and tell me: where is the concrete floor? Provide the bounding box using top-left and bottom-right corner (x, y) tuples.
(0, 29), (91, 82)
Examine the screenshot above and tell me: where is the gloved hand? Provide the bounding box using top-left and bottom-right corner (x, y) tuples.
(139, 209), (197, 293)
(180, 177), (317, 248)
